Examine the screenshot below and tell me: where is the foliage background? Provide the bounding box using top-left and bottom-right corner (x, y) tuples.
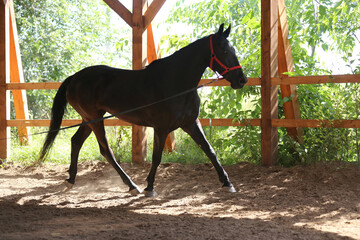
(8, 0), (360, 166)
(14, 0), (131, 119)
(161, 0), (360, 165)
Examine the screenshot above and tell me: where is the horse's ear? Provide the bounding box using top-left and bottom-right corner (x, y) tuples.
(223, 25), (231, 38)
(216, 23), (225, 36)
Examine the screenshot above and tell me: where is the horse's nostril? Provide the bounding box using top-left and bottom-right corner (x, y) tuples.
(242, 77), (248, 84)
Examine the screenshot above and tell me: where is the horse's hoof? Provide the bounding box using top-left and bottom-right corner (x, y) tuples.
(222, 185), (236, 193)
(64, 180), (74, 189)
(144, 190), (158, 197)
(130, 187), (142, 196)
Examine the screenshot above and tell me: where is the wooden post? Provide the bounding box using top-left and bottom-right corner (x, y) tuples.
(0, 0), (10, 161)
(131, 0), (148, 164)
(104, 0), (166, 163)
(147, 23), (175, 152)
(9, 0), (29, 145)
(146, 23), (159, 63)
(278, 0), (303, 143)
(261, 0), (279, 166)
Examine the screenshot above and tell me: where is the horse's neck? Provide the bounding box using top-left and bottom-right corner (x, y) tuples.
(169, 37), (210, 87)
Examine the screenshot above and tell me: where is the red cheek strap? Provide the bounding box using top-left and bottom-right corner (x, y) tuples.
(209, 35), (242, 76)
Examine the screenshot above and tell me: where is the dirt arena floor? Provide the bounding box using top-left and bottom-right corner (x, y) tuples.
(0, 161), (359, 240)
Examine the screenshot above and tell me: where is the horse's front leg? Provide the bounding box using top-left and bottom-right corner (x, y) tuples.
(182, 119), (236, 193)
(144, 129), (168, 197)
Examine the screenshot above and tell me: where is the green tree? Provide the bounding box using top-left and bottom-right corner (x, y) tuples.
(14, 0), (132, 119)
(162, 0), (360, 164)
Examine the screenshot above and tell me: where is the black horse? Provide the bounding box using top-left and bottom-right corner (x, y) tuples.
(39, 24), (248, 197)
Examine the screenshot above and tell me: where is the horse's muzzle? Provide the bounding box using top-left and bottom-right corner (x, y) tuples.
(231, 77), (248, 89)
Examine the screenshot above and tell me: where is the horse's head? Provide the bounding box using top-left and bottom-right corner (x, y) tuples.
(209, 24), (248, 89)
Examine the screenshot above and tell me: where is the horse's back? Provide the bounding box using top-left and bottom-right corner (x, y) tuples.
(65, 65), (143, 115)
(64, 64), (200, 129)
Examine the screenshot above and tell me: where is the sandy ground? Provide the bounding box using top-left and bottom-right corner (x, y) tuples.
(0, 161), (359, 240)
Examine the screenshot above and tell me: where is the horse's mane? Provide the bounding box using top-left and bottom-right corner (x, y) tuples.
(145, 35), (208, 70)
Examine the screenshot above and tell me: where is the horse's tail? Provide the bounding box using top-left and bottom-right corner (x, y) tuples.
(38, 76), (73, 162)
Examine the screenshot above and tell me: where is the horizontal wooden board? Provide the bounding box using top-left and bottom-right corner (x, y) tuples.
(272, 74), (360, 85)
(6, 82), (61, 90)
(7, 118), (262, 127)
(273, 119), (360, 128)
(7, 119), (132, 127)
(6, 79), (260, 90)
(199, 78), (261, 86)
(5, 74), (359, 90)
(199, 118), (261, 127)
(7, 118), (360, 129)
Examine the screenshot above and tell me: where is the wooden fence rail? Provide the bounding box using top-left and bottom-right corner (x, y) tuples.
(5, 74), (360, 90)
(7, 118), (360, 129)
(4, 73), (360, 129)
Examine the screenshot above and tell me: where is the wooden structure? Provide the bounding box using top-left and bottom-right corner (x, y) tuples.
(0, 0), (29, 160)
(103, 0), (171, 163)
(1, 0), (360, 165)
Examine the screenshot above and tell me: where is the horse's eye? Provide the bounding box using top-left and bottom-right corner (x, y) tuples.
(224, 50), (228, 54)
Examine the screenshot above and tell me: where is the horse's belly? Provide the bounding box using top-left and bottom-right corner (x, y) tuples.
(116, 107), (197, 131)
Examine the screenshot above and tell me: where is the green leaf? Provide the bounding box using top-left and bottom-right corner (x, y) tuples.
(319, 5), (327, 17)
(321, 43), (328, 51)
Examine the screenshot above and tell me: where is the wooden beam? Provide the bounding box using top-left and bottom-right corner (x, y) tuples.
(9, 0), (29, 144)
(103, 0), (133, 27)
(147, 23), (160, 62)
(5, 74), (360, 91)
(273, 119), (360, 128)
(7, 118), (262, 127)
(147, 22), (175, 152)
(272, 74), (360, 85)
(6, 82), (62, 90)
(7, 119), (132, 127)
(261, 0), (279, 166)
(132, 0), (147, 67)
(199, 77), (261, 86)
(278, 0), (293, 71)
(199, 118), (261, 127)
(143, 0), (166, 30)
(278, 0), (303, 143)
(0, 0), (9, 161)
(4, 78), (262, 90)
(8, 118), (360, 129)
(132, 0), (147, 164)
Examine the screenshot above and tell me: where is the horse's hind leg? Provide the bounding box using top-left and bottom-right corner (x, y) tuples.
(89, 120), (141, 195)
(66, 124), (92, 186)
(182, 119), (236, 193)
(144, 129), (168, 197)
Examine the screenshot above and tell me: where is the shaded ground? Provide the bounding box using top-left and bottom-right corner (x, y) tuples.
(0, 161), (359, 240)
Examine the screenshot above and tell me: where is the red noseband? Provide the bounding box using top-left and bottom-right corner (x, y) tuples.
(209, 35), (242, 76)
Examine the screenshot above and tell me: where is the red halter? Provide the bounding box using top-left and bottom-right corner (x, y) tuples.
(209, 35), (242, 76)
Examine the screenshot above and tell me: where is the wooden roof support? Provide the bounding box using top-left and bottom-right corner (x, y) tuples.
(278, 0), (303, 143)
(143, 0), (166, 30)
(261, 0), (279, 166)
(103, 0), (132, 27)
(9, 0), (29, 145)
(103, 0), (166, 30)
(0, 0), (9, 161)
(0, 0), (29, 160)
(103, 0), (166, 163)
(131, 0), (148, 164)
(146, 23), (160, 63)
(147, 23), (175, 152)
